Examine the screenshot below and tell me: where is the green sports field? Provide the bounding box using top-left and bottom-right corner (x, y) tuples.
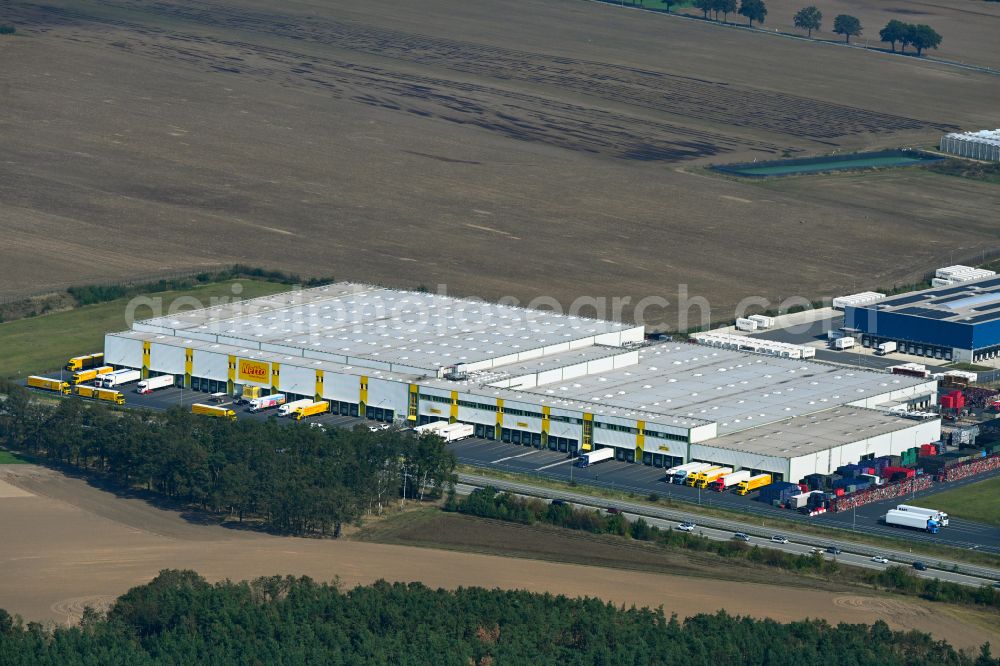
(0, 280), (288, 379)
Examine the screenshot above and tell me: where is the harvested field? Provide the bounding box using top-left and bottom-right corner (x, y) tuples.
(0, 463), (997, 650)
(0, 0), (997, 324)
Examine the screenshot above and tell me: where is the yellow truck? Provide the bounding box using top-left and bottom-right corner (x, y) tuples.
(294, 401), (330, 421)
(27, 375), (71, 395)
(192, 403), (237, 421)
(74, 385), (125, 405)
(71, 365), (115, 385)
(686, 465), (721, 487)
(694, 466), (733, 489)
(66, 352), (105, 372)
(736, 473), (772, 496)
(239, 385), (263, 404)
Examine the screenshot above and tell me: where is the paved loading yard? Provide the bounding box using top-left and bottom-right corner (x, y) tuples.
(447, 437), (1000, 554)
(22, 377), (1000, 553)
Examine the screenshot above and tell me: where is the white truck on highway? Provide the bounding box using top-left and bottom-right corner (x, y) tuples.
(248, 393), (287, 413)
(876, 341), (897, 356)
(99, 369), (141, 388)
(278, 399), (315, 417)
(896, 504), (950, 527)
(137, 375), (174, 394)
(884, 509), (940, 533)
(575, 447), (615, 468)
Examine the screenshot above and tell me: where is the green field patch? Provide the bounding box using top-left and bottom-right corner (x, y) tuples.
(714, 150), (943, 178)
(0, 450), (28, 464)
(0, 279), (288, 379)
(923, 476), (1000, 527)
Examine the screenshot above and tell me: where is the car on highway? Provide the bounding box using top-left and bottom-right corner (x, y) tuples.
(826, 546), (842, 555)
(770, 535), (789, 544)
(732, 532), (751, 542)
(606, 507), (622, 515)
(550, 499), (567, 507)
(913, 561), (927, 571)
(871, 555), (889, 564)
(677, 522), (696, 532)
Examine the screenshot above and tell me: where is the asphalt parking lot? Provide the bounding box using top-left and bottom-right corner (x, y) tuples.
(448, 437), (1000, 553)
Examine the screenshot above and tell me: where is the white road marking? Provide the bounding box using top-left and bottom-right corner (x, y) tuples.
(491, 450), (540, 464)
(536, 459), (575, 471)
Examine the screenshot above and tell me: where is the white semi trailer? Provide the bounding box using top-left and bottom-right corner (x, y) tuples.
(137, 375), (174, 394)
(100, 369), (141, 388)
(896, 504), (950, 527)
(278, 399), (314, 417)
(575, 447), (615, 468)
(884, 509), (940, 533)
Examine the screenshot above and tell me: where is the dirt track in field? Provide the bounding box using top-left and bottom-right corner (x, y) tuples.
(0, 0), (997, 323)
(0, 464), (995, 650)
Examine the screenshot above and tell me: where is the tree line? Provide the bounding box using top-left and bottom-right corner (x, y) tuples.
(0, 381), (455, 536)
(680, 0), (943, 55)
(0, 569), (994, 665)
(452, 487), (1000, 610)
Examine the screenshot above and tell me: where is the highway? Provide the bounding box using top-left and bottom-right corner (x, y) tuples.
(455, 476), (1000, 588)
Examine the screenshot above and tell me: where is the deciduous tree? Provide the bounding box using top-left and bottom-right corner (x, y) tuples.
(793, 6), (822, 37)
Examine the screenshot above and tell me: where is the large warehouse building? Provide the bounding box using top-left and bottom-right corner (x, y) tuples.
(844, 275), (1000, 363)
(104, 283), (940, 482)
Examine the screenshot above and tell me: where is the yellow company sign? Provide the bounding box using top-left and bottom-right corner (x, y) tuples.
(238, 359), (270, 383)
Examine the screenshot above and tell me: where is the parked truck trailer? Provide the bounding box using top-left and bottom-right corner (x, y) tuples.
(71, 366), (115, 385)
(670, 462), (712, 485)
(99, 369), (141, 388)
(736, 473), (772, 496)
(248, 393), (287, 413)
(74, 385), (125, 405)
(278, 399), (315, 417)
(137, 375), (174, 394)
(884, 509), (940, 533)
(710, 470), (751, 492)
(294, 401), (330, 421)
(694, 467), (733, 489)
(876, 341), (897, 356)
(191, 403), (237, 421)
(575, 447), (615, 468)
(832, 337), (855, 350)
(27, 376), (71, 395)
(66, 353), (104, 372)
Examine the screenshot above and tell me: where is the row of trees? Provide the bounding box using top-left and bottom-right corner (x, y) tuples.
(0, 382), (455, 535)
(680, 0), (944, 55)
(453, 487), (1000, 609)
(0, 570), (994, 664)
(788, 6), (942, 53)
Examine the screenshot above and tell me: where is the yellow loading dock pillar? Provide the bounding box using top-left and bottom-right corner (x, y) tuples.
(541, 406), (551, 448)
(184, 348), (193, 389)
(359, 376), (368, 414)
(141, 341), (151, 380)
(495, 398), (504, 440)
(635, 420), (645, 463)
(227, 356), (236, 395)
(314, 369), (324, 402)
(271, 362), (281, 395)
(407, 384), (419, 423)
(582, 413), (593, 452)
(450, 391), (458, 424)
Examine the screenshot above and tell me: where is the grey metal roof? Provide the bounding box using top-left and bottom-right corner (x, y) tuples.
(701, 407), (923, 458)
(865, 276), (1000, 324)
(134, 283), (636, 372)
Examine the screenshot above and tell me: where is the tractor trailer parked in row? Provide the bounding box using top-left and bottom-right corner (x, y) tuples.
(736, 473), (772, 495)
(694, 467), (733, 489)
(72, 366), (114, 385)
(98, 369), (141, 388)
(710, 470), (751, 492)
(278, 399), (315, 417)
(248, 394), (287, 413)
(294, 401), (330, 421)
(66, 353), (104, 372)
(137, 375), (174, 394)
(74, 385), (125, 405)
(884, 509), (940, 533)
(668, 462), (712, 484)
(414, 421), (475, 442)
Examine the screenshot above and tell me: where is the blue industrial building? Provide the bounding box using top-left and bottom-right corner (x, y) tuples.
(845, 276), (1000, 363)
